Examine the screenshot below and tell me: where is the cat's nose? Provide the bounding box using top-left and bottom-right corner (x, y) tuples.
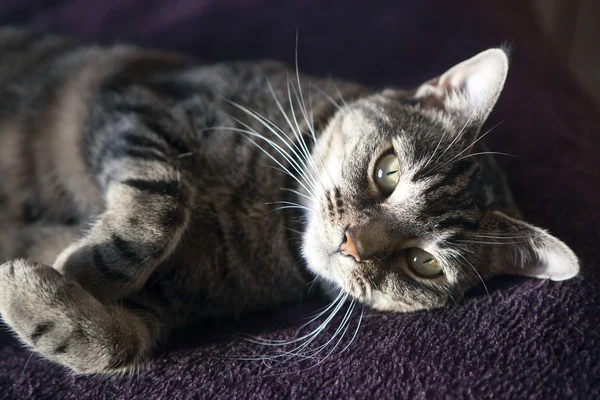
(341, 224), (413, 262)
(340, 229), (362, 262)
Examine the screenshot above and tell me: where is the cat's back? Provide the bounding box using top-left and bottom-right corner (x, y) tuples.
(0, 28), (192, 225)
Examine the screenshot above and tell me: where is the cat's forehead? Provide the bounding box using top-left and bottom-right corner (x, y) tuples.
(341, 97), (454, 142)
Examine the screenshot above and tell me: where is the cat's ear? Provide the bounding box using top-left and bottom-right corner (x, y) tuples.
(412, 48), (509, 127)
(482, 211), (579, 281)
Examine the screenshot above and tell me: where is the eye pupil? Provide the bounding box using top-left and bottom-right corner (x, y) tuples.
(407, 248), (443, 278)
(374, 153), (400, 195)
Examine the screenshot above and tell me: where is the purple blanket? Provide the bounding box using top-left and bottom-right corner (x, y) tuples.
(1, 1), (599, 398)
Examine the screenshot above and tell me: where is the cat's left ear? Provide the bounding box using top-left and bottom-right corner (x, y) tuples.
(482, 211), (579, 281)
(412, 48), (509, 128)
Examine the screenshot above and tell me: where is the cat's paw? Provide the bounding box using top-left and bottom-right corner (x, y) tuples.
(0, 259), (146, 374)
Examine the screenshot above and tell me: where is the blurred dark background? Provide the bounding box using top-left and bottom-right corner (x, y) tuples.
(0, 0), (598, 109)
(532, 0), (600, 109)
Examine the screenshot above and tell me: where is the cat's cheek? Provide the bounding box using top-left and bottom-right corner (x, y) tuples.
(365, 291), (413, 312)
(301, 222), (338, 284)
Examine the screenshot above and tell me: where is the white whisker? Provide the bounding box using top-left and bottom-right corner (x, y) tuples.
(437, 120), (505, 169)
(340, 305), (364, 354)
(219, 122), (320, 196)
(290, 80), (336, 189)
(425, 106), (478, 174)
(453, 151), (518, 162)
(266, 79), (325, 190)
(313, 86), (342, 111)
(280, 187), (314, 202)
(453, 252), (489, 296)
(213, 127), (318, 199)
(225, 101), (324, 194)
(331, 79), (349, 108)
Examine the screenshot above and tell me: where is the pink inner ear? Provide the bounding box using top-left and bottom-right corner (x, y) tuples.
(413, 49), (509, 125)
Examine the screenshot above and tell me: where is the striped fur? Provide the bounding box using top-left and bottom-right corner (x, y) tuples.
(0, 28), (578, 374)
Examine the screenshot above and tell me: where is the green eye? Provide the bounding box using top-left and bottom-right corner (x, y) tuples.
(407, 248), (443, 278)
(374, 153), (400, 194)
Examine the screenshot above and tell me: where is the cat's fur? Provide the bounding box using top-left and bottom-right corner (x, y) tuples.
(0, 28), (578, 374)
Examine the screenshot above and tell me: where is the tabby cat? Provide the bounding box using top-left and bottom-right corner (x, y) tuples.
(0, 28), (578, 374)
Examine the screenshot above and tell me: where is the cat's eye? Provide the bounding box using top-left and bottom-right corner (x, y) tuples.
(374, 153), (400, 195)
(407, 248), (443, 278)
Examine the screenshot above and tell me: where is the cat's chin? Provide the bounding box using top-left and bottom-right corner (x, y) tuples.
(316, 275), (418, 313)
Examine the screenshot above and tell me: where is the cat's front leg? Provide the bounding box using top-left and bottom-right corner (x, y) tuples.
(0, 259), (159, 374)
(53, 148), (194, 302)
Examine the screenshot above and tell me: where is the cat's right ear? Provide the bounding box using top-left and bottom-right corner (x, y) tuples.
(481, 211), (579, 281)
(409, 48), (509, 128)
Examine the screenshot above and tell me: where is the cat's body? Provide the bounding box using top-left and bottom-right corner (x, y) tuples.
(0, 28), (333, 314)
(0, 28), (579, 374)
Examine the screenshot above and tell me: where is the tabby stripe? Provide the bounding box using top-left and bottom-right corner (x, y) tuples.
(114, 103), (158, 119)
(122, 299), (163, 322)
(139, 116), (190, 154)
(422, 162), (476, 196)
(53, 341), (70, 354)
(111, 99), (190, 154)
(98, 142), (168, 164)
(406, 279), (448, 301)
(96, 133), (170, 165)
(335, 187), (344, 214)
(121, 132), (166, 152)
(122, 179), (180, 198)
(146, 80), (196, 100)
(31, 322), (54, 344)
(437, 216), (478, 230)
(121, 147), (170, 163)
(326, 193), (335, 220)
(112, 234), (143, 264)
(93, 246), (132, 282)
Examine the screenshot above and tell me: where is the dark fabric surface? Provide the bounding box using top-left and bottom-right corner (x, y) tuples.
(1, 1), (599, 399)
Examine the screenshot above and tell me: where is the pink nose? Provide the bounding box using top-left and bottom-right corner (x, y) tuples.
(340, 230), (361, 262)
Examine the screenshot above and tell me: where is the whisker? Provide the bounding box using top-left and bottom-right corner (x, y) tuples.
(244, 292), (346, 347)
(275, 292), (349, 359)
(271, 205), (311, 212)
(425, 106), (478, 174)
(266, 201), (313, 213)
(214, 127), (318, 199)
(340, 305), (364, 354)
(306, 276), (320, 297)
(294, 31), (314, 133)
(266, 79), (325, 189)
(454, 151), (519, 162)
(225, 101), (323, 194)
(436, 120), (505, 170)
(285, 77), (326, 189)
(313, 85), (342, 111)
(305, 300), (356, 362)
(453, 252), (489, 296)
(280, 187), (314, 202)
(331, 79), (349, 108)
(216, 122), (320, 196)
(290, 80), (336, 190)
(433, 107), (478, 162)
(469, 234), (530, 240)
(455, 239), (525, 245)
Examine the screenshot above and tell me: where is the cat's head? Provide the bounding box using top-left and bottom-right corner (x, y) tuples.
(302, 48), (579, 311)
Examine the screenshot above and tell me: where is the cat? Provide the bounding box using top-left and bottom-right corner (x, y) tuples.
(0, 27), (578, 375)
